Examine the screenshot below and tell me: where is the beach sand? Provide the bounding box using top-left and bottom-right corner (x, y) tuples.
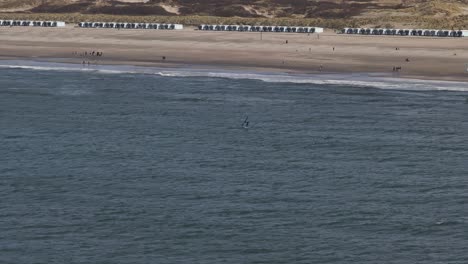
(0, 26), (467, 81)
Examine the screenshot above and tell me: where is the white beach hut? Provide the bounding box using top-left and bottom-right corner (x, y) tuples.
(457, 30), (468, 37)
(314, 27), (324, 33)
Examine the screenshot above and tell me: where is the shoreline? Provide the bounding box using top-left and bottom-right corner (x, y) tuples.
(2, 58), (468, 92)
(0, 27), (467, 83)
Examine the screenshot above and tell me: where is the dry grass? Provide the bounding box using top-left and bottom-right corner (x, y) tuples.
(0, 12), (466, 29)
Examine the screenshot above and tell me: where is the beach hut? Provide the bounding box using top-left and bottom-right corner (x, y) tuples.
(314, 27), (324, 33)
(225, 25), (235, 31)
(237, 25), (249, 31)
(456, 30), (468, 37)
(438, 30), (449, 37)
(398, 29), (409, 36)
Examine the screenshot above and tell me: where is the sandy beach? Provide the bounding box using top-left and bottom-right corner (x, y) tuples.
(0, 26), (467, 81)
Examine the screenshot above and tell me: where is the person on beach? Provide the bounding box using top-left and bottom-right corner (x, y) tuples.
(333, 47), (335, 51)
(286, 40), (288, 44)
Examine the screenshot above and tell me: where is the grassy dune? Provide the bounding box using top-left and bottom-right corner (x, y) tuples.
(0, 12), (467, 30)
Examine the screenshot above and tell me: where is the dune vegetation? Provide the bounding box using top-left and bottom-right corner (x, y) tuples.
(0, 0), (467, 29)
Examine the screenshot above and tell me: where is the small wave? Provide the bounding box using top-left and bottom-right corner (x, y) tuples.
(1, 60), (467, 92)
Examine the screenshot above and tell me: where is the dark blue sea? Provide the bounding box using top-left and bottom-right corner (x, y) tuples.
(1, 61), (468, 263)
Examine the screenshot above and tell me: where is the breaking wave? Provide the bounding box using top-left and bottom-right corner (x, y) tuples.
(1, 60), (467, 92)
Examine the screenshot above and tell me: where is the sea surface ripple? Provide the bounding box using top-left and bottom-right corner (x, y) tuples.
(1, 66), (467, 264)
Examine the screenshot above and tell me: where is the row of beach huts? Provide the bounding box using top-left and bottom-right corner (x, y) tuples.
(2, 19), (468, 38)
(341, 27), (468, 37)
(198, 24), (324, 33)
(0, 20), (65, 27)
(78, 22), (183, 30)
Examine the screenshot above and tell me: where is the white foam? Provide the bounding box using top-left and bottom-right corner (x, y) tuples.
(1, 60), (467, 92)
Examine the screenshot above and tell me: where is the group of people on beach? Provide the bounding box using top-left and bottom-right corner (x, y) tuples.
(72, 50), (104, 66)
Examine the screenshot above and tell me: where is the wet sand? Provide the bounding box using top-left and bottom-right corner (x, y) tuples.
(0, 26), (467, 81)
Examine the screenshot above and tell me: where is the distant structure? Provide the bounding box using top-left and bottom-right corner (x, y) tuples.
(340, 28), (468, 37)
(0, 20), (65, 27)
(78, 22), (183, 30)
(198, 24), (324, 34)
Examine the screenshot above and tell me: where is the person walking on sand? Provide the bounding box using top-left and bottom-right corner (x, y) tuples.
(333, 47), (335, 51)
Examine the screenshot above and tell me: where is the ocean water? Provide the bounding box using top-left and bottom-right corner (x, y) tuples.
(1, 62), (468, 264)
